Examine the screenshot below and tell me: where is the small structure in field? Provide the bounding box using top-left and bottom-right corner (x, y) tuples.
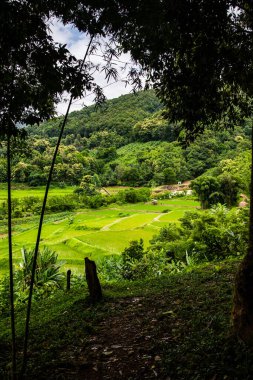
(239, 201), (248, 208)
(239, 194), (249, 208)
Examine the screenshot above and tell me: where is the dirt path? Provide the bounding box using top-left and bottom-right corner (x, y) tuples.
(44, 295), (173, 380)
(100, 214), (136, 231)
(152, 214), (163, 222)
(152, 210), (173, 223)
(101, 211), (168, 232)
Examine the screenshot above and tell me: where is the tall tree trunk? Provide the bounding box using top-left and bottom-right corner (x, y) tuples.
(233, 121), (253, 341)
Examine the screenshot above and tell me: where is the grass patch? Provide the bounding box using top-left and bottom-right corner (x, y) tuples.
(0, 186), (75, 204)
(159, 209), (187, 222)
(109, 213), (157, 230)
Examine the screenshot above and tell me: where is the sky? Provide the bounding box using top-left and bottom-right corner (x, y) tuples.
(49, 19), (135, 116)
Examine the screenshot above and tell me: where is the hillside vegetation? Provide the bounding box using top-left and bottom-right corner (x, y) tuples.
(0, 90), (251, 190)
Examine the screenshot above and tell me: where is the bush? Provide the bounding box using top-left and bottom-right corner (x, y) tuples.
(0, 247), (65, 314)
(0, 194), (79, 220)
(47, 195), (76, 212)
(121, 239), (145, 279)
(97, 255), (123, 282)
(19, 247), (64, 301)
(117, 188), (151, 204)
(22, 196), (42, 214)
(150, 224), (181, 245)
(98, 237), (189, 282)
(79, 194), (107, 209)
(0, 276), (11, 315)
(151, 205), (248, 263)
(191, 173), (242, 209)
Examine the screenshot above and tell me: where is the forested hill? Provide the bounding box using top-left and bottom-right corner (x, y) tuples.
(27, 90), (163, 144)
(0, 90), (251, 189)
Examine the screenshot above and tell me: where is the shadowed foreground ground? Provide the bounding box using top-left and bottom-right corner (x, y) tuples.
(1, 260), (253, 379)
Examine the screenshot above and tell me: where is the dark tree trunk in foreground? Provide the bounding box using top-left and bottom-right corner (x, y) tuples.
(233, 122), (253, 341)
(85, 257), (102, 302)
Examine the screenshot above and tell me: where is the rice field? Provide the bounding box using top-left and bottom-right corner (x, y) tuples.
(0, 189), (199, 275)
(0, 185), (75, 203)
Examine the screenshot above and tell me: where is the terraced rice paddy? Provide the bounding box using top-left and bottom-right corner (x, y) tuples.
(0, 189), (199, 275)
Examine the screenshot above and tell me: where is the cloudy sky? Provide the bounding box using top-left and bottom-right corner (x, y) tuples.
(50, 19), (135, 115)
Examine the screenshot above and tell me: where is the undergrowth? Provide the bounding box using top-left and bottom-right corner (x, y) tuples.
(1, 259), (253, 379)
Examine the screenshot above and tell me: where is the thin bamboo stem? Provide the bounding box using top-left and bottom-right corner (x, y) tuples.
(7, 134), (17, 380)
(20, 35), (94, 379)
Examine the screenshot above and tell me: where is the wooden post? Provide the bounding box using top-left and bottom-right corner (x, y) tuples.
(84, 257), (102, 302)
(67, 269), (71, 291)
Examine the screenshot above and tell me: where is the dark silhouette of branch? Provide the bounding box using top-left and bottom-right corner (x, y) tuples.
(6, 64), (17, 380)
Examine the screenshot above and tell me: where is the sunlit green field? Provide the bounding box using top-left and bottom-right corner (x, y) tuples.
(0, 185), (136, 203)
(0, 186), (75, 203)
(0, 191), (199, 276)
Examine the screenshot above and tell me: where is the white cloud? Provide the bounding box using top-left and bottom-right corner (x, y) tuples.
(49, 18), (76, 45)
(49, 19), (135, 115)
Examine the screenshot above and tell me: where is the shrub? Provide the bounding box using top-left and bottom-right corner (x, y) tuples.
(98, 237), (189, 282)
(150, 224), (181, 245)
(155, 206), (248, 262)
(117, 188), (151, 204)
(79, 194), (106, 209)
(0, 276), (11, 314)
(15, 247), (65, 300)
(0, 247), (65, 313)
(47, 195), (76, 212)
(97, 255), (123, 282)
(121, 239), (145, 279)
(87, 194), (106, 209)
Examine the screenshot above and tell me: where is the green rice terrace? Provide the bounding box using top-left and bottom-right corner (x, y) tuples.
(0, 186), (199, 275)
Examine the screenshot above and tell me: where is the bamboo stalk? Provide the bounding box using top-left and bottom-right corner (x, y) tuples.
(7, 134), (17, 380)
(20, 36), (94, 378)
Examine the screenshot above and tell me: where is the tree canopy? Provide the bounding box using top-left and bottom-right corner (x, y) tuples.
(2, 1), (253, 136)
(0, 0), (115, 136)
(109, 1), (253, 137)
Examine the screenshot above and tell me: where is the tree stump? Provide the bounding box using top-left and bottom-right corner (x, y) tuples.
(66, 269), (71, 291)
(85, 257), (102, 302)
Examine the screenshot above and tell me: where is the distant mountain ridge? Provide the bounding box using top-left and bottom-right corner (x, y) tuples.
(26, 90), (162, 142)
